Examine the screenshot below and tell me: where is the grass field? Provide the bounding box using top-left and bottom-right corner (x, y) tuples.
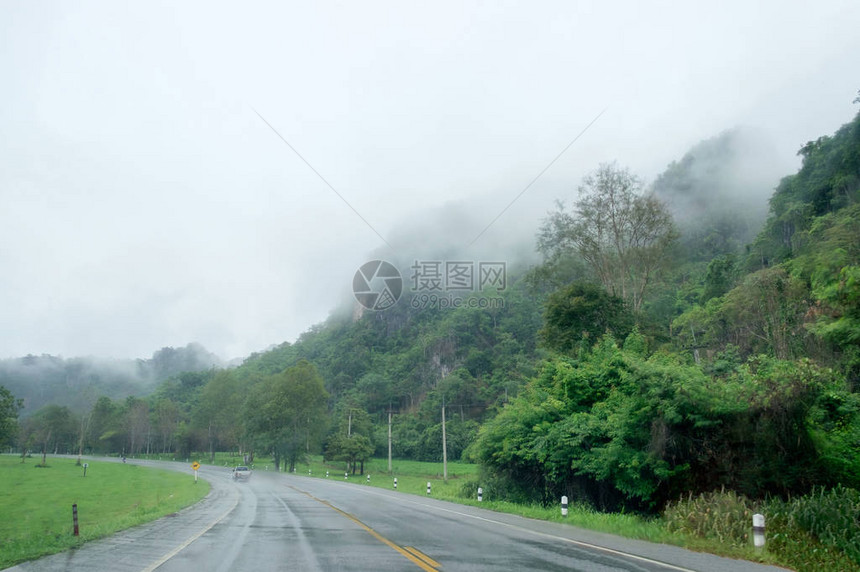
(0, 456), (210, 569)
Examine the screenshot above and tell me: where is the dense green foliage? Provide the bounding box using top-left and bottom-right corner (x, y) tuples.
(471, 336), (858, 510)
(539, 282), (634, 353)
(470, 100), (860, 516)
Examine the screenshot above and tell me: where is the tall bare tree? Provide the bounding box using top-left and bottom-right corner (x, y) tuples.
(538, 163), (677, 312)
(125, 398), (151, 456)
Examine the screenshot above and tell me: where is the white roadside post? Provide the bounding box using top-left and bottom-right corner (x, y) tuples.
(345, 472), (348, 481)
(367, 474), (371, 484)
(394, 477), (397, 489)
(753, 514), (766, 550)
(326, 471), (329, 478)
(561, 496), (569, 517)
(478, 487), (483, 502)
(427, 481), (431, 495)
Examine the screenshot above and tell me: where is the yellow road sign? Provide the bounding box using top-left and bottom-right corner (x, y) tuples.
(191, 461), (200, 471)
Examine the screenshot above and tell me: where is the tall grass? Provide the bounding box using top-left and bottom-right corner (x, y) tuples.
(664, 486), (860, 572)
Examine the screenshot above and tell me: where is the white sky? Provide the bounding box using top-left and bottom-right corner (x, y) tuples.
(2, 0), (859, 360)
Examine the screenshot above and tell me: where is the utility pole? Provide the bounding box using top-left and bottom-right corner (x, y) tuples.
(388, 409), (393, 474)
(442, 396), (448, 481)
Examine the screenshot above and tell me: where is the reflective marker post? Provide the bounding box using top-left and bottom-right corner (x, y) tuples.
(561, 496), (569, 517)
(367, 474), (371, 484)
(753, 514), (766, 549)
(478, 487), (483, 502)
(427, 482), (431, 495)
(394, 477), (397, 489)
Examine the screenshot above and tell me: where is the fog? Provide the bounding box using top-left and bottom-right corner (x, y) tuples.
(651, 127), (788, 249)
(0, 343), (222, 413)
(1, 1), (858, 360)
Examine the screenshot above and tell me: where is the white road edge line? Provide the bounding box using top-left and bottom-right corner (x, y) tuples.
(350, 486), (696, 572)
(139, 479), (240, 572)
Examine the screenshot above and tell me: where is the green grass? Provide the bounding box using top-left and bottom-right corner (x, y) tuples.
(0, 455), (210, 569)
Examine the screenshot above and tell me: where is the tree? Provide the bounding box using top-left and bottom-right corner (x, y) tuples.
(122, 398), (151, 456)
(0, 385), (22, 447)
(538, 163), (678, 312)
(325, 401), (376, 473)
(194, 370), (243, 462)
(244, 361), (328, 472)
(153, 398), (181, 454)
(751, 104), (860, 267)
(28, 405), (77, 465)
(326, 433), (374, 475)
(87, 396), (122, 454)
(540, 282), (633, 353)
(674, 266), (810, 360)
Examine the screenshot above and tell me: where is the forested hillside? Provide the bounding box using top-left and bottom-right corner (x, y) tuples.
(0, 343), (222, 414)
(2, 99), (858, 517)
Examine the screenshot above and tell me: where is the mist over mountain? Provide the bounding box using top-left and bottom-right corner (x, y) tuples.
(651, 127), (786, 261)
(0, 343), (221, 415)
(0, 124), (803, 419)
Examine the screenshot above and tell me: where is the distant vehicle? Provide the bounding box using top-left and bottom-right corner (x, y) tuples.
(232, 466), (251, 480)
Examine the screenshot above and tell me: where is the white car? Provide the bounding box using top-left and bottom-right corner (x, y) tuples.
(232, 466), (252, 480)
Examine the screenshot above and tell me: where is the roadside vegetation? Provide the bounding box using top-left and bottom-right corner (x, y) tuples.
(0, 456), (209, 569)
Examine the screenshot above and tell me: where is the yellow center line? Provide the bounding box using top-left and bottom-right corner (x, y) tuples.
(404, 546), (443, 569)
(287, 485), (440, 571)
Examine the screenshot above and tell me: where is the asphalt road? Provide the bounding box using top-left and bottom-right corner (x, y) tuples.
(5, 460), (789, 572)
